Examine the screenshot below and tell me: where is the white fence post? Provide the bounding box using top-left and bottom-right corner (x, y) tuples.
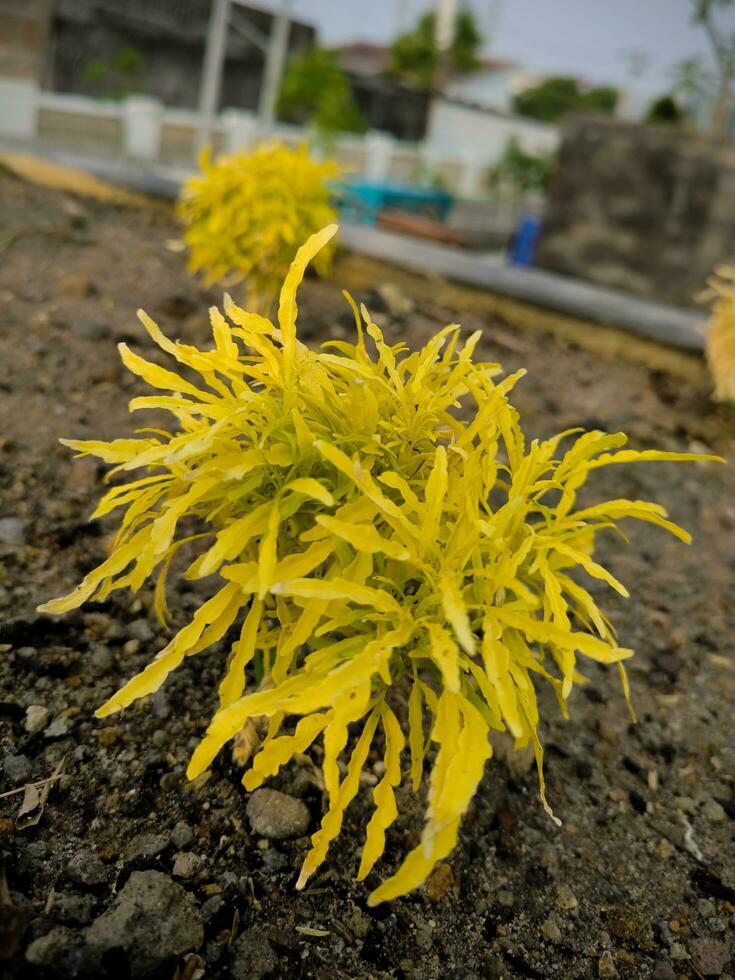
(123, 96), (162, 160)
(458, 150), (484, 199)
(0, 79), (39, 139)
(221, 109), (258, 153)
(364, 131), (395, 181)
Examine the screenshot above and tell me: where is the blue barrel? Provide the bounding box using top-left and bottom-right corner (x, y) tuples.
(510, 216), (541, 267)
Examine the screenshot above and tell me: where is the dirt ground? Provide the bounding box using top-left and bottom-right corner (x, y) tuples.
(0, 167), (734, 980)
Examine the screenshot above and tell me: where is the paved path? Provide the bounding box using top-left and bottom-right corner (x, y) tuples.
(1, 140), (705, 353)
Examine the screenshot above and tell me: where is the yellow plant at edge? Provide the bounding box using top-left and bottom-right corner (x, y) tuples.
(39, 225), (720, 904)
(177, 142), (339, 311)
(704, 264), (735, 403)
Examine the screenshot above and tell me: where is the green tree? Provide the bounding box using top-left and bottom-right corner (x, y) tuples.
(492, 137), (555, 193)
(513, 76), (619, 123)
(682, 0), (735, 136)
(389, 10), (484, 90)
(646, 94), (684, 126)
(278, 48), (367, 140)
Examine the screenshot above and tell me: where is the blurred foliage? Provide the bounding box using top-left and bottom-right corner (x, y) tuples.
(177, 143), (339, 312)
(389, 10), (484, 90)
(82, 46), (144, 99)
(513, 76), (619, 123)
(704, 265), (735, 403)
(278, 47), (367, 144)
(645, 95), (685, 126)
(491, 137), (555, 194)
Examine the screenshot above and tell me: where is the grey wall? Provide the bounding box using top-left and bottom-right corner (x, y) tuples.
(537, 115), (735, 308)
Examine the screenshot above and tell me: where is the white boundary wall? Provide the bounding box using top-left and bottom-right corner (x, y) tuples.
(0, 87), (558, 200)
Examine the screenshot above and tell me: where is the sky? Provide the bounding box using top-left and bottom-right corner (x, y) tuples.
(285, 0), (731, 96)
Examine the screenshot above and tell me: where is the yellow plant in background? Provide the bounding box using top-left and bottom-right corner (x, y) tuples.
(178, 142), (339, 311)
(704, 265), (735, 403)
(39, 225), (719, 904)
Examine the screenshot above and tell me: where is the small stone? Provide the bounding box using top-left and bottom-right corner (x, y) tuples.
(86, 871), (203, 975)
(56, 273), (95, 298)
(25, 927), (77, 967)
(44, 716), (71, 739)
(669, 942), (689, 961)
(497, 889), (514, 908)
(122, 638), (140, 655)
(246, 789), (310, 840)
(129, 619), (154, 643)
(542, 914), (562, 943)
(172, 852), (202, 878)
(229, 927), (277, 980)
(90, 645), (113, 672)
(260, 848), (288, 872)
(0, 517), (25, 546)
(556, 883), (579, 911)
(3, 753), (32, 784)
(425, 863), (455, 902)
(97, 726), (122, 747)
(698, 899), (717, 919)
(123, 832), (168, 863)
(598, 950), (619, 978)
(689, 938), (729, 976)
(702, 799), (726, 823)
(67, 849), (108, 888)
(675, 796), (696, 814)
(651, 961), (676, 980)
(24, 704), (49, 734)
(170, 821), (194, 850)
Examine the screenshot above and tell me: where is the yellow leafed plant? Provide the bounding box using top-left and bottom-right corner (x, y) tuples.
(39, 225), (720, 904)
(704, 264), (735, 403)
(177, 142), (339, 312)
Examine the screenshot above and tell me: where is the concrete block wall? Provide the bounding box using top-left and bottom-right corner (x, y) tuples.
(537, 115), (735, 308)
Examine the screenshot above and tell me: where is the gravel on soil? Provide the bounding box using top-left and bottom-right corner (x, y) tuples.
(0, 168), (734, 979)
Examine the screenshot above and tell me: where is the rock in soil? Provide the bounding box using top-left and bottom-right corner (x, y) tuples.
(229, 927), (278, 980)
(246, 788), (310, 840)
(85, 870), (203, 976)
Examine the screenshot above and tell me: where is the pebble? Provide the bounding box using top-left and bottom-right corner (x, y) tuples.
(129, 619), (154, 643)
(689, 938), (729, 976)
(497, 889), (514, 908)
(556, 883), (579, 911)
(669, 942), (689, 960)
(66, 849), (108, 888)
(25, 927), (78, 968)
(246, 788), (310, 840)
(598, 950), (619, 977)
(123, 832), (169, 863)
(44, 716), (71, 739)
(24, 704), (49, 734)
(229, 927), (277, 980)
(348, 908), (371, 940)
(542, 913), (563, 943)
(170, 820), (194, 850)
(56, 273), (95, 298)
(651, 961), (676, 980)
(86, 871), (203, 975)
(3, 753), (32, 784)
(90, 645), (114, 672)
(97, 726), (122, 747)
(702, 799), (726, 822)
(0, 517), (25, 546)
(172, 852), (202, 878)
